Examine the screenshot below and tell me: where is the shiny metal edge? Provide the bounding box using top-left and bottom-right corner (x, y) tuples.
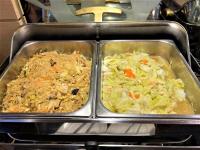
(99, 145), (200, 149)
(99, 21), (191, 66)
(0, 40), (97, 118)
(2, 143), (200, 149)
(96, 40), (200, 120)
(9, 23), (98, 63)
(168, 22), (191, 66)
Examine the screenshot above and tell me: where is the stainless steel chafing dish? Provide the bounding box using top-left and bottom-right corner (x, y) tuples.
(0, 22), (199, 124)
(97, 40), (200, 117)
(0, 41), (97, 117)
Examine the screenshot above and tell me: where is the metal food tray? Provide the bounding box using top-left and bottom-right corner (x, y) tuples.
(0, 22), (200, 124)
(0, 41), (97, 117)
(97, 40), (200, 119)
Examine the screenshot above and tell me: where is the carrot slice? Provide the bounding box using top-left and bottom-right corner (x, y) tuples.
(128, 92), (140, 100)
(135, 93), (140, 99)
(139, 59), (148, 65)
(124, 68), (136, 78)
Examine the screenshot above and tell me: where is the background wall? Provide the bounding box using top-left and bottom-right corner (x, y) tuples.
(0, 0), (26, 69)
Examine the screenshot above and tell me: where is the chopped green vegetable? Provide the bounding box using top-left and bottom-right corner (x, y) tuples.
(102, 51), (187, 114)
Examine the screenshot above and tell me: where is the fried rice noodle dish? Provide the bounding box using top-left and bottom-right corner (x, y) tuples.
(2, 51), (91, 113)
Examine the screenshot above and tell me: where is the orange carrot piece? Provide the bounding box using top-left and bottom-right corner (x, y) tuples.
(139, 59), (148, 65)
(135, 93), (140, 99)
(128, 92), (140, 100)
(124, 68), (136, 78)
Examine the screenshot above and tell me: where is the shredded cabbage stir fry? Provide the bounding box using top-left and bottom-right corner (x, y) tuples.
(102, 51), (190, 114)
(2, 51), (91, 113)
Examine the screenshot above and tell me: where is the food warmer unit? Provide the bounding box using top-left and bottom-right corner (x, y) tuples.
(0, 0), (200, 149)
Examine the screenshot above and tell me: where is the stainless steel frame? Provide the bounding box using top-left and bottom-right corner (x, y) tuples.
(0, 41), (97, 117)
(0, 134), (196, 149)
(0, 22), (199, 124)
(1, 144), (200, 150)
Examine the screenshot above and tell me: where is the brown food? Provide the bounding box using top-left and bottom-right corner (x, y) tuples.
(2, 51), (91, 113)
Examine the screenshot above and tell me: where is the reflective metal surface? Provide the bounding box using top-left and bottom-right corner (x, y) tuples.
(1, 144), (200, 150)
(53, 123), (155, 136)
(162, 0), (200, 25)
(160, 0), (200, 80)
(0, 133), (196, 149)
(0, 41), (97, 117)
(180, 0), (200, 24)
(98, 22), (191, 65)
(0, 22), (199, 124)
(97, 40), (200, 117)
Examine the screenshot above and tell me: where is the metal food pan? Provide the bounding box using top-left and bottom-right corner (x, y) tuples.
(97, 40), (200, 119)
(0, 41), (97, 117)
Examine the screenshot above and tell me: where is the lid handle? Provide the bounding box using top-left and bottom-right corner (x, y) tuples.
(76, 6), (122, 22)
